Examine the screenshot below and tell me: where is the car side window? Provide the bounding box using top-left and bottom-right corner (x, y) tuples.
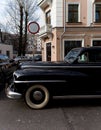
(78, 52), (89, 63)
(95, 53), (101, 62)
(78, 51), (101, 63)
(88, 51), (101, 62)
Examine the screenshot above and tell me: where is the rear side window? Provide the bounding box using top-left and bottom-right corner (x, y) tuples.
(78, 52), (89, 63)
(78, 50), (101, 63)
(88, 50), (101, 62)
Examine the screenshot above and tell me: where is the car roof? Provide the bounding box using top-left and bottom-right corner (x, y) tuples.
(0, 54), (8, 58)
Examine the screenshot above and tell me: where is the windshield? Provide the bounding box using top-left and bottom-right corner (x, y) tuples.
(64, 48), (81, 63)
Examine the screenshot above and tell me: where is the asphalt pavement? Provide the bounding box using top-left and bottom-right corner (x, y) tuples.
(1, 65), (101, 130)
(0, 89), (101, 130)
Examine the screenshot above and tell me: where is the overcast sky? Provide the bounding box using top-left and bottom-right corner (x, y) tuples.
(0, 0), (42, 28)
(0, 0), (9, 24)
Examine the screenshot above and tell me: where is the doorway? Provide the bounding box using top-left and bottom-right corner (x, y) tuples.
(46, 43), (51, 61)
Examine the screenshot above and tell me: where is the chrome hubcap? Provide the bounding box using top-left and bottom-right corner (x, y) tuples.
(33, 91), (43, 101)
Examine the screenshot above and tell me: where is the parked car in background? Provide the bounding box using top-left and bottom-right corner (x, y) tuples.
(33, 54), (42, 61)
(14, 56), (33, 65)
(6, 46), (101, 109)
(0, 54), (16, 68)
(0, 54), (17, 91)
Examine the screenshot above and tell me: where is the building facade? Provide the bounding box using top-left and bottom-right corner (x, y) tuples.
(26, 34), (42, 57)
(38, 0), (101, 61)
(0, 43), (13, 59)
(0, 30), (13, 59)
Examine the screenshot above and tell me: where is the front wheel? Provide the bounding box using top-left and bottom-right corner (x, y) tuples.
(25, 85), (50, 109)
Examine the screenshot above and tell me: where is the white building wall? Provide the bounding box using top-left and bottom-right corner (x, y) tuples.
(38, 9), (45, 27)
(51, 0), (63, 27)
(87, 0), (94, 26)
(0, 44), (13, 59)
(51, 0), (56, 27)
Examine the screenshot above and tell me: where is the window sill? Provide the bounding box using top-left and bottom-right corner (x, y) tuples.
(93, 22), (101, 25)
(66, 22), (82, 25)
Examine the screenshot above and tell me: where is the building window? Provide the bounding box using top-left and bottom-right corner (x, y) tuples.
(64, 40), (81, 57)
(67, 4), (79, 23)
(46, 10), (51, 24)
(93, 40), (101, 46)
(46, 43), (51, 61)
(6, 51), (10, 57)
(95, 4), (101, 23)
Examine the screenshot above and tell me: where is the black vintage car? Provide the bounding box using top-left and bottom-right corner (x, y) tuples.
(6, 46), (101, 109)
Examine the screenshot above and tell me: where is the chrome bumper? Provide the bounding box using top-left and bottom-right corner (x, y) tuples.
(6, 83), (22, 99)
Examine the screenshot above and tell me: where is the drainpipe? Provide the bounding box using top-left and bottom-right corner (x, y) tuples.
(60, 0), (66, 60)
(0, 29), (2, 42)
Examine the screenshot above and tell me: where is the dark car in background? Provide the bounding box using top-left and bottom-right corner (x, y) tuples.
(33, 54), (42, 61)
(14, 56), (32, 64)
(0, 54), (17, 91)
(14, 55), (42, 65)
(6, 46), (101, 109)
(0, 54), (10, 68)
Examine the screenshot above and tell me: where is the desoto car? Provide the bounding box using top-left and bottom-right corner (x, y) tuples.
(6, 46), (101, 109)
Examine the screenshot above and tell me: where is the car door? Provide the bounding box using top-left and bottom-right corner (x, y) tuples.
(70, 50), (101, 94)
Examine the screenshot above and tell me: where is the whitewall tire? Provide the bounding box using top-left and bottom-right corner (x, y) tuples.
(25, 85), (50, 109)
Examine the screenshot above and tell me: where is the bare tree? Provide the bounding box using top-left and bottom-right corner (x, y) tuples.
(22, 0), (39, 55)
(6, 0), (40, 56)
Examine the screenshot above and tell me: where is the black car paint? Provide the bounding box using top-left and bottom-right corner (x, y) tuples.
(6, 46), (101, 109)
(11, 46), (101, 87)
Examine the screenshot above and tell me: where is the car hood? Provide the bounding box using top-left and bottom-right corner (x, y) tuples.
(19, 61), (69, 69)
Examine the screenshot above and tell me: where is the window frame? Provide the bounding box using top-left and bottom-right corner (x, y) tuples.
(63, 39), (83, 58)
(94, 2), (101, 23)
(45, 10), (51, 24)
(66, 2), (80, 23)
(91, 39), (101, 46)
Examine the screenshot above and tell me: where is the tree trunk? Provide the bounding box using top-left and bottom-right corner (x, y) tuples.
(23, 11), (28, 56)
(18, 5), (23, 56)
